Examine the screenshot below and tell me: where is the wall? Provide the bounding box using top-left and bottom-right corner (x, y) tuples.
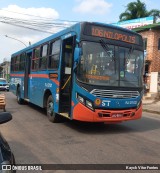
(138, 29), (160, 93)
(151, 30), (160, 72)
(150, 72), (158, 93)
(140, 29), (160, 72)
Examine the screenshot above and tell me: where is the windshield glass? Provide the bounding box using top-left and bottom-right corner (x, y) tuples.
(0, 79), (7, 83)
(77, 41), (144, 87)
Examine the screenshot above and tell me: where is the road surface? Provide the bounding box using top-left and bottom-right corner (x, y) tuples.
(1, 92), (160, 172)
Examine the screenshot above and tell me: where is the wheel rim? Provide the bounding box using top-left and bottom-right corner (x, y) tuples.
(47, 101), (53, 116)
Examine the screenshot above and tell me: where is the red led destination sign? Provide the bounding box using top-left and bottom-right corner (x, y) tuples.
(84, 24), (141, 45)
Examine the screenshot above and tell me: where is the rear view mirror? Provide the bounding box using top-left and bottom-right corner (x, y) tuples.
(0, 112), (12, 124)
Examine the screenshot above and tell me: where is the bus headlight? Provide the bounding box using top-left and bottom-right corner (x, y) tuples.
(86, 100), (93, 110)
(77, 94), (85, 104)
(136, 101), (142, 110)
(77, 93), (94, 111)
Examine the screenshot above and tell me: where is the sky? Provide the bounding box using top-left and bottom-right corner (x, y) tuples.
(0, 0), (159, 63)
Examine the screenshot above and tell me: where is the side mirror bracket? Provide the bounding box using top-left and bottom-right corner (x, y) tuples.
(74, 48), (82, 72)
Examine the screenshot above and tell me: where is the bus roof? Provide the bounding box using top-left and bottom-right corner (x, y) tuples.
(11, 21), (140, 57)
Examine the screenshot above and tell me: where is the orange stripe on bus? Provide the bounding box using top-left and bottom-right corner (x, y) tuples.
(11, 73), (59, 86)
(30, 74), (59, 86)
(29, 74), (49, 78)
(10, 74), (24, 77)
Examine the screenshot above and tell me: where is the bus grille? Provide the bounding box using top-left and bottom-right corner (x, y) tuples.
(90, 89), (140, 99)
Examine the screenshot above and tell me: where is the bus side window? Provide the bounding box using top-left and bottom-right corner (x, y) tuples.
(32, 47), (40, 71)
(48, 39), (61, 69)
(15, 55), (20, 71)
(11, 57), (15, 72)
(19, 53), (25, 71)
(39, 44), (48, 70)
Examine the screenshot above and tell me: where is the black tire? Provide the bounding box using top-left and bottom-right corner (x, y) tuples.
(46, 95), (59, 123)
(17, 87), (24, 104)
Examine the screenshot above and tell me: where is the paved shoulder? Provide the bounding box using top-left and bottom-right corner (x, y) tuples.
(143, 99), (160, 115)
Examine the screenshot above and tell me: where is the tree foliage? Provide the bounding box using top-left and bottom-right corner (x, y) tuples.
(119, 0), (160, 22)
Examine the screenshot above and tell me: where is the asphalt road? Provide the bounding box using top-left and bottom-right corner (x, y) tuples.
(0, 92), (160, 173)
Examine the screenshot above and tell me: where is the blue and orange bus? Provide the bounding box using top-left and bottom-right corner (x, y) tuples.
(10, 22), (144, 123)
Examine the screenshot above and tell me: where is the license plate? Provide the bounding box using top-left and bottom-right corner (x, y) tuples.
(112, 113), (123, 118)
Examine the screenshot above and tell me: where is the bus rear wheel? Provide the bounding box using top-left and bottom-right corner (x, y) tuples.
(17, 87), (24, 104)
(46, 95), (59, 123)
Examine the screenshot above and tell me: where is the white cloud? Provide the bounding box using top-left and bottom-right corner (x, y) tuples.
(0, 5), (60, 62)
(1, 4), (59, 18)
(73, 0), (112, 15)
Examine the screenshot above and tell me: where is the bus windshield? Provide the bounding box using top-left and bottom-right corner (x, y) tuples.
(77, 41), (144, 87)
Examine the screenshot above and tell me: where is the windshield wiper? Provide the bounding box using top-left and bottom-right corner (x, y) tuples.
(126, 45), (134, 63)
(99, 39), (116, 74)
(99, 39), (115, 61)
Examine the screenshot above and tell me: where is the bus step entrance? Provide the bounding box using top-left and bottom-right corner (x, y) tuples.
(60, 104), (70, 112)
(24, 98), (30, 102)
(60, 92), (70, 112)
(60, 113), (70, 119)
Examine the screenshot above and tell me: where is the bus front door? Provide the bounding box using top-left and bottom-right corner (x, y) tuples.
(59, 36), (75, 115)
(24, 52), (31, 99)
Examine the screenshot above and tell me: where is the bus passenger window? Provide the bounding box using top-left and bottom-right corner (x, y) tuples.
(11, 58), (15, 72)
(32, 47), (40, 70)
(48, 39), (61, 69)
(15, 56), (20, 71)
(11, 56), (19, 72)
(19, 53), (25, 71)
(39, 44), (48, 70)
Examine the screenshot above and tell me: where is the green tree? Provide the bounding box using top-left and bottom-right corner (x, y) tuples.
(119, 0), (160, 22)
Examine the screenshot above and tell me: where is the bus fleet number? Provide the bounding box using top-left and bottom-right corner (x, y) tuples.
(45, 83), (52, 87)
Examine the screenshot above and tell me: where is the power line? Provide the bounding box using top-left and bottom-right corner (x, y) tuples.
(0, 16), (73, 25)
(0, 17), (69, 30)
(0, 15), (74, 33)
(0, 20), (55, 34)
(0, 8), (79, 23)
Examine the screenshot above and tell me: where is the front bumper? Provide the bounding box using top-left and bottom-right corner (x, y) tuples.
(0, 87), (9, 91)
(73, 103), (142, 123)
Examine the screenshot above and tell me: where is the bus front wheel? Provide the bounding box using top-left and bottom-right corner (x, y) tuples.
(46, 95), (59, 123)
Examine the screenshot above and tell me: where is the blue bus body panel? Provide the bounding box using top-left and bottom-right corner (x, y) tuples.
(10, 72), (24, 95)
